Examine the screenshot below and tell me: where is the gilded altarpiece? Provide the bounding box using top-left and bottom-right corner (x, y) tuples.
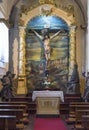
(25, 16), (69, 92)
(17, 4), (78, 94)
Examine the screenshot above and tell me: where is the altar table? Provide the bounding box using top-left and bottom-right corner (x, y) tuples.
(32, 90), (64, 102)
(32, 90), (64, 115)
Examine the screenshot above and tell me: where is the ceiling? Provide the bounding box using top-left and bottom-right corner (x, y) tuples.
(0, 0), (19, 19)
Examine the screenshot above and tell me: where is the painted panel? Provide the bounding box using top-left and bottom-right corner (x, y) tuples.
(26, 16), (69, 93)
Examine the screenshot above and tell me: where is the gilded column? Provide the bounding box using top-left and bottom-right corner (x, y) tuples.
(69, 26), (76, 78)
(17, 26), (27, 94)
(19, 27), (26, 75)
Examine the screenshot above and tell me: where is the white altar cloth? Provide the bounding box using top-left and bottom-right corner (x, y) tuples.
(32, 90), (64, 102)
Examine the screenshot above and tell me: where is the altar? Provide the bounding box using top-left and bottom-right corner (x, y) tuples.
(32, 90), (64, 115)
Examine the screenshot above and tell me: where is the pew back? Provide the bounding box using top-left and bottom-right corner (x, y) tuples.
(0, 115), (16, 130)
(75, 109), (89, 129)
(0, 109), (23, 121)
(82, 115), (89, 129)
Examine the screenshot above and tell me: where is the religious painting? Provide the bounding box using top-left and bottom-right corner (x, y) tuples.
(25, 16), (69, 93)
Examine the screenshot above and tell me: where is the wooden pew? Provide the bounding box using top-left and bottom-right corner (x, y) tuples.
(0, 109), (23, 121)
(0, 109), (24, 129)
(0, 102), (28, 113)
(75, 109), (89, 130)
(10, 97), (32, 102)
(60, 102), (69, 119)
(64, 94), (81, 102)
(69, 102), (89, 117)
(0, 101), (27, 106)
(0, 102), (29, 119)
(0, 104), (28, 117)
(27, 102), (36, 115)
(0, 115), (16, 130)
(0, 104), (26, 110)
(82, 115), (89, 129)
(0, 103), (30, 126)
(70, 102), (89, 109)
(27, 102), (36, 108)
(66, 103), (89, 125)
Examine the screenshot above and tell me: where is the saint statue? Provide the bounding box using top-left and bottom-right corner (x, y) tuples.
(67, 64), (80, 94)
(83, 72), (89, 101)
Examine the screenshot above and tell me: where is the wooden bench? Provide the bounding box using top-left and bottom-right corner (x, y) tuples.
(82, 115), (89, 129)
(69, 103), (89, 118)
(0, 104), (27, 113)
(0, 109), (24, 128)
(0, 101), (27, 106)
(0, 115), (16, 130)
(27, 102), (36, 115)
(70, 102), (89, 108)
(0, 102), (28, 111)
(66, 103), (89, 125)
(60, 102), (69, 119)
(10, 97), (32, 102)
(75, 109), (89, 130)
(0, 104), (26, 110)
(64, 94), (81, 102)
(27, 102), (36, 108)
(0, 109), (23, 121)
(0, 101), (28, 113)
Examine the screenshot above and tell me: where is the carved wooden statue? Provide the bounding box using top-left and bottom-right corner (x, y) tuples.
(67, 64), (80, 94)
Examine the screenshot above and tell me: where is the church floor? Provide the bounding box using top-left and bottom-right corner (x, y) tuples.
(23, 115), (75, 130)
(23, 116), (34, 130)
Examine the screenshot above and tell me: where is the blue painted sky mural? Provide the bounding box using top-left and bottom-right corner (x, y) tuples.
(27, 16), (69, 30)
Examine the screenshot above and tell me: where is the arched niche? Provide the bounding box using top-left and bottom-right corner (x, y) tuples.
(18, 4), (77, 93)
(25, 16), (69, 92)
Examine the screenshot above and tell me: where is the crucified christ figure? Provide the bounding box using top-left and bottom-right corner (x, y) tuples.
(31, 29), (65, 67)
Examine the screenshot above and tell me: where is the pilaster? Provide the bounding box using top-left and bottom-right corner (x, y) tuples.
(17, 26), (27, 94)
(69, 26), (76, 78)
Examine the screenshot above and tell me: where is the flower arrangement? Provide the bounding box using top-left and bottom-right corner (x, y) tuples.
(42, 77), (57, 89)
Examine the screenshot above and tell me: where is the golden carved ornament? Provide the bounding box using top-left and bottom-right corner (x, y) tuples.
(58, 4), (74, 15)
(40, 4), (54, 16)
(58, 4), (76, 25)
(19, 19), (25, 26)
(20, 0), (55, 15)
(39, 0), (55, 5)
(21, 4), (39, 15)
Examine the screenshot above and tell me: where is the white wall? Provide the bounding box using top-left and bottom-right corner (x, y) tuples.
(0, 22), (9, 77)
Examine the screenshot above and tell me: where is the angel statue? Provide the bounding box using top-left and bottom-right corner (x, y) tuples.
(31, 28), (65, 68)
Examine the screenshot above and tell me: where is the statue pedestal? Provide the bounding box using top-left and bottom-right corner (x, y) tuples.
(17, 75), (27, 94)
